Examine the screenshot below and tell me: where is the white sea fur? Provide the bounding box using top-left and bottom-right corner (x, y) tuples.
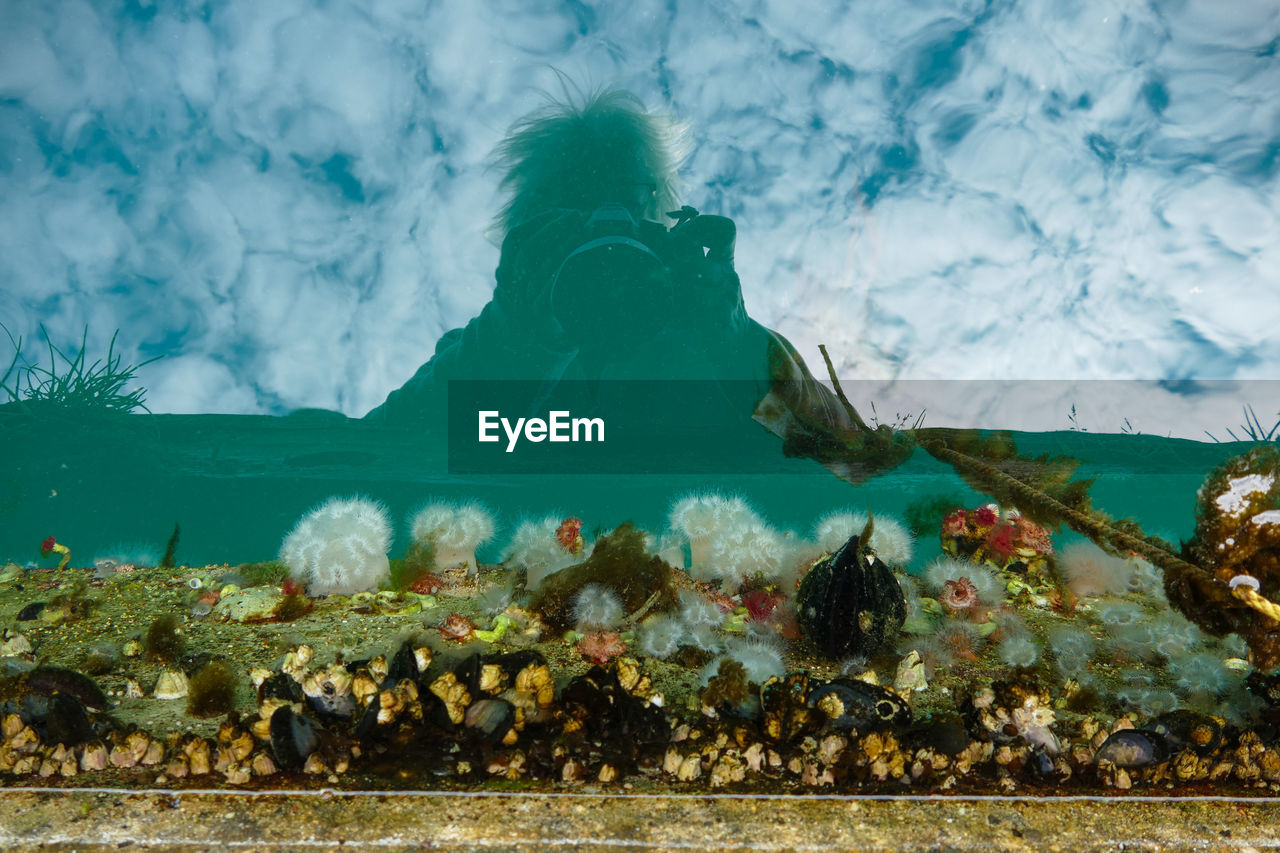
(722, 636), (786, 686)
(1046, 624), (1096, 677)
(503, 515), (581, 590)
(409, 501), (496, 574)
(280, 495), (392, 596)
(669, 493), (785, 590)
(1094, 597), (1145, 627)
(1058, 541), (1134, 597)
(635, 614), (684, 660)
(921, 557), (1003, 603)
(813, 510), (914, 567)
(676, 590), (724, 630)
(1168, 650), (1232, 697)
(570, 584), (624, 631)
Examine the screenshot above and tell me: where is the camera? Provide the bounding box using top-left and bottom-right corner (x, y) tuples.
(547, 203), (735, 349)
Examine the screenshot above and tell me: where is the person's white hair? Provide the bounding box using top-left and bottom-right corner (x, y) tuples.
(490, 84), (691, 237)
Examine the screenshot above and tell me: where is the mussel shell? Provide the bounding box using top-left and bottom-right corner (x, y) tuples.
(1094, 729), (1169, 768)
(45, 691), (95, 745)
(23, 666), (108, 710)
(903, 715), (970, 756)
(257, 672), (302, 704)
(560, 665), (667, 744)
(4, 691), (96, 745)
(451, 653), (482, 693)
(806, 678), (911, 730)
(1024, 745), (1060, 782)
(483, 649), (547, 673)
(795, 529), (905, 660)
(16, 602), (46, 621)
(385, 642), (419, 685)
(269, 705), (319, 771)
(1150, 710), (1224, 756)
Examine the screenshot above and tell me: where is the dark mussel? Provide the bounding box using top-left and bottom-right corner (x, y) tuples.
(257, 671), (303, 704)
(760, 672), (818, 743)
(269, 705), (320, 771)
(1150, 710), (1224, 757)
(902, 715), (970, 756)
(807, 678), (911, 731)
(22, 666), (109, 710)
(1094, 729), (1169, 769)
(3, 691), (97, 746)
(15, 602), (46, 622)
(795, 524), (906, 660)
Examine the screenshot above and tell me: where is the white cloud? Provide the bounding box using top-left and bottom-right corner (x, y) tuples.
(0, 0), (1277, 439)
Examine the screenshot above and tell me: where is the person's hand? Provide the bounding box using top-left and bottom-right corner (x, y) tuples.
(666, 213), (744, 326)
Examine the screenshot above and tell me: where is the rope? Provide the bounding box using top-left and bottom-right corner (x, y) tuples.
(1231, 577), (1280, 624)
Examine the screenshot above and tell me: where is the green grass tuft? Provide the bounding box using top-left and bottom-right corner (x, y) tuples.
(1, 324), (161, 413)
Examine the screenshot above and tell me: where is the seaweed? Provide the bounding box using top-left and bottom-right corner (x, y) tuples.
(234, 560), (289, 588)
(48, 578), (94, 623)
(144, 613), (186, 662)
(391, 540), (435, 591)
(904, 492), (970, 540)
(160, 523), (180, 569)
(1, 324), (161, 413)
(530, 523), (675, 630)
(187, 660), (238, 718)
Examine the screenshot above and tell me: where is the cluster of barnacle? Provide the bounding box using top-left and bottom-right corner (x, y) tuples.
(660, 658), (1280, 793)
(8, 635), (1280, 793)
(241, 641), (672, 784)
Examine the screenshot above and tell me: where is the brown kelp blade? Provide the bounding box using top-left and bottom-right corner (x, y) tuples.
(751, 333), (915, 485)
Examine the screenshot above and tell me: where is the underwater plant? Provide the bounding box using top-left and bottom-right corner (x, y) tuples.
(530, 523), (674, 630)
(757, 343), (1280, 672)
(1, 324), (160, 412)
(143, 613), (185, 663)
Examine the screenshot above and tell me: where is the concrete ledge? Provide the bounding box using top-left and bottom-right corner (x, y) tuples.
(1, 789), (1277, 851)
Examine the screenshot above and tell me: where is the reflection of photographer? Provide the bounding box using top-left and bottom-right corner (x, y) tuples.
(364, 88), (798, 425)
(508, 202), (742, 364)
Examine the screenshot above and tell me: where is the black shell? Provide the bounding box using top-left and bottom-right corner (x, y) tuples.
(269, 705), (319, 771)
(257, 671), (302, 704)
(807, 678), (911, 730)
(795, 524), (905, 660)
(23, 666), (109, 710)
(1150, 710), (1223, 756)
(760, 672), (819, 743)
(1095, 729), (1168, 768)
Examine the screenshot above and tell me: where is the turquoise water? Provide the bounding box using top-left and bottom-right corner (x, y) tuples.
(0, 404), (1249, 568)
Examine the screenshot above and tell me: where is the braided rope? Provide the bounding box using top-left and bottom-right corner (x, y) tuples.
(1233, 582), (1280, 624)
(920, 440), (1203, 574)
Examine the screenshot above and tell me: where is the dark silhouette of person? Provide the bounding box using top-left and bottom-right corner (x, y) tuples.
(363, 87), (866, 475)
